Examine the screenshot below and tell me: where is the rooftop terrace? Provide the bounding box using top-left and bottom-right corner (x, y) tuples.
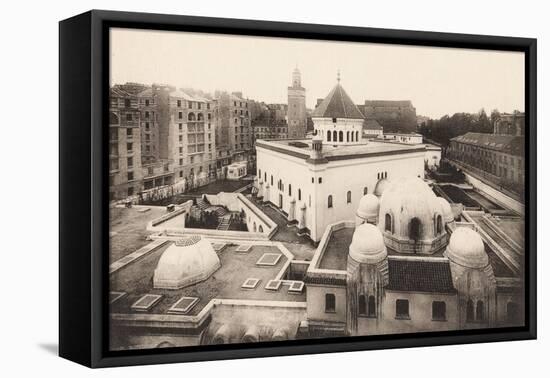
(110, 241), (305, 317)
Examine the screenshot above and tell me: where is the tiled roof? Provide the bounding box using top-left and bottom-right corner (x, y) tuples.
(110, 87), (133, 98)
(386, 259), (456, 294)
(312, 83), (364, 119)
(364, 119), (383, 130)
(450, 132), (524, 156)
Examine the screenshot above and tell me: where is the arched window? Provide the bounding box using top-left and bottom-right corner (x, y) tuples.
(298, 189), (302, 201)
(363, 187), (368, 195)
(264, 172), (267, 182)
(258, 225), (264, 233)
(476, 300), (485, 321)
(339, 131), (344, 142)
(385, 213), (392, 232)
(188, 112), (196, 121)
(325, 293), (336, 312)
(289, 184), (292, 196)
(351, 132), (354, 142)
(367, 295), (376, 317)
(333, 130), (337, 142)
(253, 222), (257, 232)
(466, 299), (475, 322)
(358, 295), (367, 315)
(328, 195), (333, 208)
(347, 191), (352, 203)
(346, 131), (350, 142)
(436, 215), (443, 234)
(327, 131), (331, 142)
(409, 217), (421, 241)
(356, 131), (359, 141)
(197, 113), (204, 121)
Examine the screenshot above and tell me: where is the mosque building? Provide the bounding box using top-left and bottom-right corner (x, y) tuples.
(255, 75), (426, 242)
(303, 176), (523, 337)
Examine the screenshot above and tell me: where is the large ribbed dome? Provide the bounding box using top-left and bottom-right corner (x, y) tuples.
(446, 227), (488, 269)
(437, 197), (454, 224)
(349, 223), (387, 264)
(356, 194), (380, 221)
(154, 236), (221, 289)
(378, 176), (444, 242)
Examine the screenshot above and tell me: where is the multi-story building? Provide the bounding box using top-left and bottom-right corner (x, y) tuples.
(287, 67), (307, 138)
(214, 91), (252, 175)
(447, 132), (524, 189)
(252, 103), (289, 142)
(357, 100), (417, 132)
(109, 88), (143, 200)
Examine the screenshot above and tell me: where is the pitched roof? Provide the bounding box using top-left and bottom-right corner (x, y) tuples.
(386, 259), (456, 293)
(110, 87), (134, 98)
(451, 132), (524, 156)
(312, 83), (364, 119)
(364, 119), (383, 130)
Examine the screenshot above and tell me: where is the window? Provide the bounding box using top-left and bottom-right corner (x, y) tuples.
(126, 128), (132, 137)
(385, 213), (392, 232)
(436, 215), (443, 234)
(432, 301), (446, 321)
(289, 184), (292, 196)
(178, 112), (183, 119)
(476, 300), (485, 321)
(339, 131), (344, 142)
(395, 299), (410, 319)
(325, 293), (336, 313)
(298, 189), (301, 201)
(126, 113), (132, 121)
(347, 191), (352, 204)
(358, 295), (367, 315)
(367, 295), (376, 317)
(466, 299), (475, 322)
(177, 100), (181, 107)
(364, 187), (368, 195)
(127, 142), (133, 152)
(124, 99), (131, 107)
(318, 177), (322, 184)
(328, 195), (333, 208)
(127, 171), (134, 181)
(271, 175), (273, 186)
(327, 131), (331, 142)
(409, 217), (421, 241)
(127, 157), (133, 168)
(179, 123), (183, 131)
(332, 117), (337, 123)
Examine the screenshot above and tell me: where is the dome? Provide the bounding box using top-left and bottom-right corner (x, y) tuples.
(153, 235), (221, 289)
(446, 227), (488, 269)
(356, 194), (380, 221)
(437, 197), (454, 223)
(374, 178), (390, 197)
(378, 176), (445, 243)
(349, 223), (387, 264)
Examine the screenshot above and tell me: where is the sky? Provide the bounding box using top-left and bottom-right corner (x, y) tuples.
(110, 28), (525, 119)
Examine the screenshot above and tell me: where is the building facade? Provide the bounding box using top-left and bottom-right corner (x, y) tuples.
(358, 100), (417, 132)
(109, 88), (143, 200)
(447, 132), (525, 189)
(494, 112), (525, 136)
(287, 68), (307, 139)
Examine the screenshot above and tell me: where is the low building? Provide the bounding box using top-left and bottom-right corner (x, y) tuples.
(363, 119), (384, 138)
(494, 112), (525, 136)
(382, 132), (423, 144)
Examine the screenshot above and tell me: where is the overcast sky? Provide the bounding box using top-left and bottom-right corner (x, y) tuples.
(110, 28), (524, 119)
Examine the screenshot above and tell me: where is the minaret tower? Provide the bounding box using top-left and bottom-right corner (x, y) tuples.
(287, 67), (307, 139)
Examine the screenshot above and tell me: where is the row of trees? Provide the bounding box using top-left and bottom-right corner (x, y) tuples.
(418, 109), (501, 146)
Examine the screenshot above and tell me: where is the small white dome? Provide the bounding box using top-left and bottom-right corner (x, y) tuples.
(356, 194), (380, 220)
(154, 235), (221, 289)
(349, 223), (387, 264)
(437, 197), (454, 223)
(446, 227), (488, 269)
(374, 178), (390, 197)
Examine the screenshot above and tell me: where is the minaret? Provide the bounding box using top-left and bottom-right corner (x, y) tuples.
(287, 67), (307, 139)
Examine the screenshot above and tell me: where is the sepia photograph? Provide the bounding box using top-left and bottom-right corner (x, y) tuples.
(107, 27), (526, 351)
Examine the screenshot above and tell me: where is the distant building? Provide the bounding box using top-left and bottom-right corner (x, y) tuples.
(363, 119), (384, 138)
(252, 104), (289, 141)
(494, 112), (525, 136)
(358, 100), (417, 132)
(287, 68), (307, 139)
(214, 92), (253, 174)
(109, 88), (143, 200)
(255, 77), (425, 242)
(382, 132), (423, 144)
(447, 132), (524, 188)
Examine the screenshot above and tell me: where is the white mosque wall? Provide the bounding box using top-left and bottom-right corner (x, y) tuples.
(312, 151), (425, 241)
(306, 284), (347, 325)
(257, 145), (425, 241)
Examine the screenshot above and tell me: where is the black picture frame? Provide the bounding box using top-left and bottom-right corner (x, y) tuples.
(59, 9), (537, 368)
